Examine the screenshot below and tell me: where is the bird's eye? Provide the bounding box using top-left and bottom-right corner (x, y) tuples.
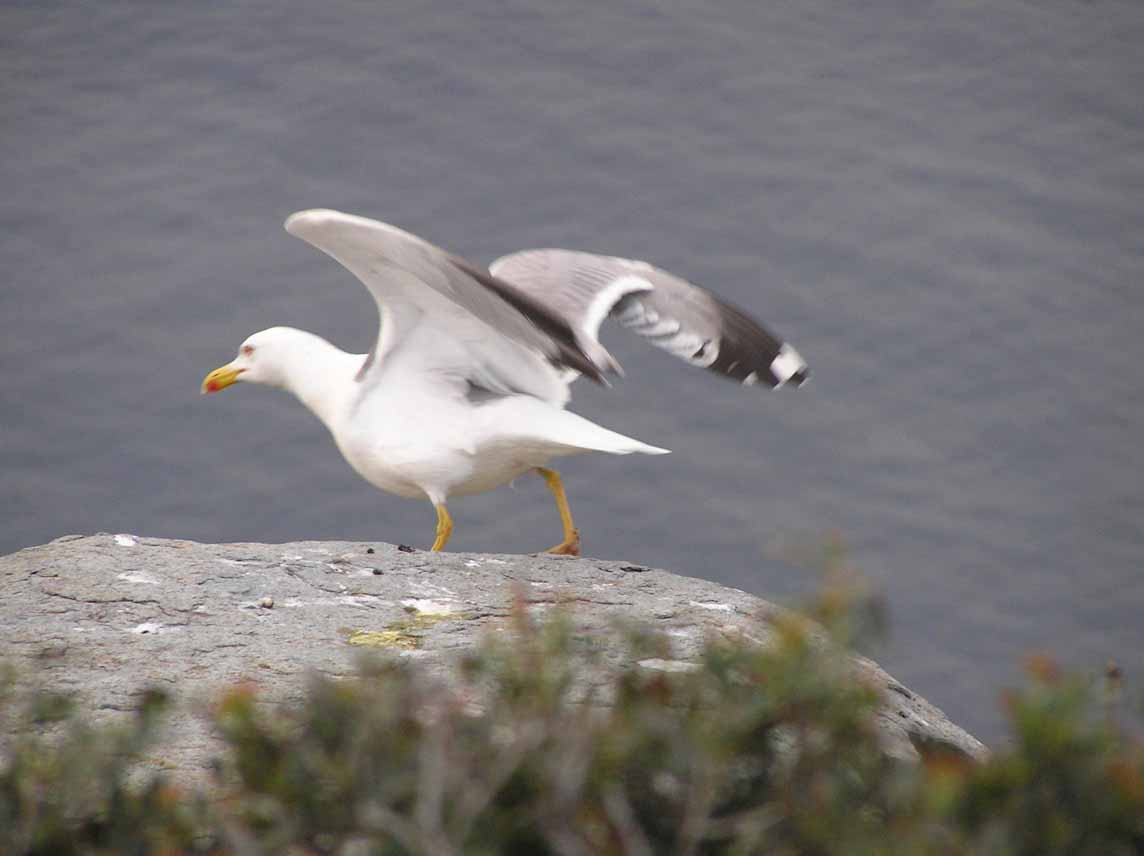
(241, 345), (255, 357)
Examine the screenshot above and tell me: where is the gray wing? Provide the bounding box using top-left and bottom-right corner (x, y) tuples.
(285, 210), (609, 386)
(489, 249), (809, 388)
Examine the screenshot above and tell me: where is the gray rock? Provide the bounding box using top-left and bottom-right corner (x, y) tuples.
(0, 534), (986, 781)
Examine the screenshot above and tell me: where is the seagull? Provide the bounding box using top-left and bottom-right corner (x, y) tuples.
(201, 210), (808, 555)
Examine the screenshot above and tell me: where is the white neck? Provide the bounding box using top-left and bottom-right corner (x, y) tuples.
(274, 332), (363, 429)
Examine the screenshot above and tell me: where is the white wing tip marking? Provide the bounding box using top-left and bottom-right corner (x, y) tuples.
(611, 273), (655, 291)
(581, 274), (654, 341)
(770, 343), (807, 386)
(640, 318), (682, 337)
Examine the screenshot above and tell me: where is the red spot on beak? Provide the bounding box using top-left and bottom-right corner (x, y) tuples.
(205, 380), (221, 393)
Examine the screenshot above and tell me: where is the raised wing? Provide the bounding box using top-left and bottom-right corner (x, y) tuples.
(489, 249), (809, 388)
(284, 210), (610, 390)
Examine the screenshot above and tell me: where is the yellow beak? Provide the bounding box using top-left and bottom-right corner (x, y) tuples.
(201, 363), (245, 394)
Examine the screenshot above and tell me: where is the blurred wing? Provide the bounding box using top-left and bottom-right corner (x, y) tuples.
(284, 210), (608, 388)
(489, 249), (809, 388)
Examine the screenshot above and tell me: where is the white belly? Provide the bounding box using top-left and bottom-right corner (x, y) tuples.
(331, 387), (569, 503)
(323, 360), (645, 505)
(337, 430), (555, 501)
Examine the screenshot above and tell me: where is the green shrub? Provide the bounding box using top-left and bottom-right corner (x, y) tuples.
(0, 670), (207, 855)
(1, 602), (1140, 855)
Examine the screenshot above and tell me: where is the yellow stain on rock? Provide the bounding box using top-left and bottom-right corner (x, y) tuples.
(346, 629), (420, 650)
(344, 609), (457, 650)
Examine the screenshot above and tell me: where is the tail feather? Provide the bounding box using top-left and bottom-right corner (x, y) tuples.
(536, 409), (670, 456)
(481, 397), (670, 456)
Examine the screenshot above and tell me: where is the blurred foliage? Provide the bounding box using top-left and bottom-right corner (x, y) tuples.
(1, 598), (1141, 856)
(0, 665), (208, 855)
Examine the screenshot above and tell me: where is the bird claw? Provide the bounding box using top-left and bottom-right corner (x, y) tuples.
(545, 529), (582, 557)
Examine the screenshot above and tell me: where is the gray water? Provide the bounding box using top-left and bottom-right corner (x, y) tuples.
(3, 0), (1142, 744)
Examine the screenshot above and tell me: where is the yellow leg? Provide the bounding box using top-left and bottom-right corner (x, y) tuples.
(536, 467), (581, 556)
(431, 503), (453, 552)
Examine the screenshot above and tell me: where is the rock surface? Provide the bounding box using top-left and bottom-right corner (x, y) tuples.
(1, 534), (986, 780)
